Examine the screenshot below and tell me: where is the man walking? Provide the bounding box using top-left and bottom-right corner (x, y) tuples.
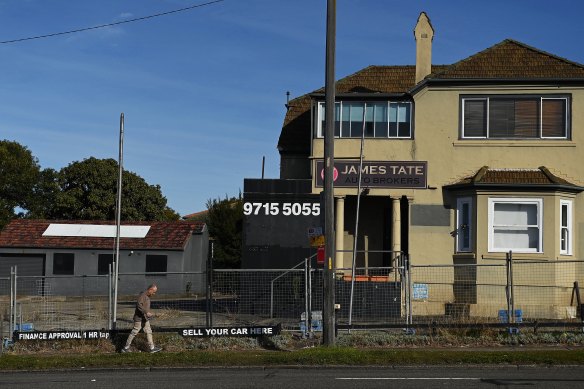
(121, 284), (162, 353)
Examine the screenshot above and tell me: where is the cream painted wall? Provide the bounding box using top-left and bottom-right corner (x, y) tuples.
(310, 85), (584, 266)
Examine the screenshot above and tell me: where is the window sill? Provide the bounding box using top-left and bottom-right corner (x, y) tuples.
(453, 140), (575, 147)
(453, 253), (476, 259)
(482, 252), (551, 260)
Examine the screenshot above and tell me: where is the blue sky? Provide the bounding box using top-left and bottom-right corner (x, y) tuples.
(1, 0), (583, 217)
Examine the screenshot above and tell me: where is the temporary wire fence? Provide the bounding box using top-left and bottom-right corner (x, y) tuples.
(3, 256), (584, 337)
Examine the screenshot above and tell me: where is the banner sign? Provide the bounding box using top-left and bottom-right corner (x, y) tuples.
(14, 325), (281, 341)
(180, 325), (280, 337)
(315, 160), (427, 189)
(15, 330), (110, 341)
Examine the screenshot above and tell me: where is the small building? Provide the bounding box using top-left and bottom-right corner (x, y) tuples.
(0, 219), (208, 295)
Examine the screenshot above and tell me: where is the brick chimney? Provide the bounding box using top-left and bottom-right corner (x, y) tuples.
(414, 12), (434, 84)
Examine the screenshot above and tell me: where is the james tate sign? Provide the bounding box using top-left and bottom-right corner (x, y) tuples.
(315, 160), (427, 188)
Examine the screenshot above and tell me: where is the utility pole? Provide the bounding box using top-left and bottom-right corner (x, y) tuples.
(322, 0), (336, 346)
(112, 113), (124, 329)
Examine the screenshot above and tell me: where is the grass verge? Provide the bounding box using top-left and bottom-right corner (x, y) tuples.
(3, 330), (584, 370)
(2, 348), (584, 371)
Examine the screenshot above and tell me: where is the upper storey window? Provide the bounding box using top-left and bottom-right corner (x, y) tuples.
(317, 101), (412, 138)
(461, 95), (569, 139)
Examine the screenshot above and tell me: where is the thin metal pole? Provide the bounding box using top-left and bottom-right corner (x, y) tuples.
(308, 256), (313, 337)
(0, 312), (3, 354)
(206, 247), (211, 327)
(505, 251), (511, 326)
(304, 258), (309, 337)
(348, 106), (367, 329)
(209, 241), (214, 327)
(107, 263), (112, 330)
(407, 254), (413, 326)
(322, 0), (337, 347)
(112, 113), (124, 329)
(270, 281), (275, 319)
(509, 251), (515, 323)
(9, 266), (15, 334)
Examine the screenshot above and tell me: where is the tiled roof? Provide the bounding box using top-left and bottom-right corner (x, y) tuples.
(278, 66), (451, 153)
(446, 166), (583, 190)
(432, 39), (584, 80)
(278, 95), (312, 154)
(182, 210), (208, 220)
(314, 65), (419, 95)
(278, 39), (584, 154)
(0, 219), (206, 251)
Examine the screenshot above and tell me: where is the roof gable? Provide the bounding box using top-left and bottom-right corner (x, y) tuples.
(431, 39), (584, 80)
(278, 39), (584, 155)
(0, 219), (206, 251)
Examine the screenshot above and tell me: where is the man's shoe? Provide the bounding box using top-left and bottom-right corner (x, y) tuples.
(149, 346), (162, 353)
(120, 347), (131, 353)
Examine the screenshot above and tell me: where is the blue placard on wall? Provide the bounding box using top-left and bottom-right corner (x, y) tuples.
(413, 283), (429, 300)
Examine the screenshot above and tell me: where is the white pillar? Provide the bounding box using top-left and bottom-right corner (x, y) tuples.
(335, 196), (345, 269)
(391, 197), (401, 254)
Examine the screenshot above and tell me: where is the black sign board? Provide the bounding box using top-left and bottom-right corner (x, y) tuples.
(14, 325), (281, 342)
(180, 325), (280, 337)
(315, 160), (427, 188)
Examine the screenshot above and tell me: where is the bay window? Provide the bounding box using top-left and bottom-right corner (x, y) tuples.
(456, 197), (473, 252)
(488, 198), (543, 253)
(462, 96), (569, 139)
(317, 101), (412, 138)
(560, 199), (573, 255)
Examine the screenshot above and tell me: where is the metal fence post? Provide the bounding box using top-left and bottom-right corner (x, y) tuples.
(309, 258), (313, 336)
(0, 312), (3, 354)
(304, 258), (310, 337)
(9, 266), (16, 335)
(407, 254), (413, 327)
(206, 250), (213, 328)
(108, 263), (112, 330)
(505, 251), (516, 330)
(509, 251), (515, 325)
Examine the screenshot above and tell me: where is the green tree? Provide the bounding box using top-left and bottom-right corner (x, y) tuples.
(205, 194), (243, 268)
(25, 168), (60, 219)
(0, 140), (41, 228)
(50, 157), (179, 221)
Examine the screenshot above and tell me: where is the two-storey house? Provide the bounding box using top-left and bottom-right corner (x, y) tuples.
(245, 13), (584, 318)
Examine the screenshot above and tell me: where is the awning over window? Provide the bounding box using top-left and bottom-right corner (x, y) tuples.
(444, 166), (584, 193)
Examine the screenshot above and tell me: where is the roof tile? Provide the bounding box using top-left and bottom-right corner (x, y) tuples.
(0, 219), (206, 251)
(278, 39), (584, 154)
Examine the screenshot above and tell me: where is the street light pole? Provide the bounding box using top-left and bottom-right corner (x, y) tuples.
(112, 113), (124, 330)
(323, 0), (336, 346)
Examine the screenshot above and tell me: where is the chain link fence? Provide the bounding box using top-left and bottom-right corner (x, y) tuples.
(410, 259), (584, 324)
(2, 256), (584, 338)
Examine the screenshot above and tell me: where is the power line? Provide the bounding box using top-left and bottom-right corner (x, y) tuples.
(0, 0), (225, 44)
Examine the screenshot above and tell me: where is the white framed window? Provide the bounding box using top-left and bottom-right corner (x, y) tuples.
(456, 197), (472, 252)
(317, 101), (412, 139)
(560, 199), (573, 255)
(461, 96), (569, 139)
(488, 198), (543, 253)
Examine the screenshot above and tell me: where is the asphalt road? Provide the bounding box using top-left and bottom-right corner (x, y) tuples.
(2, 366), (584, 388)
